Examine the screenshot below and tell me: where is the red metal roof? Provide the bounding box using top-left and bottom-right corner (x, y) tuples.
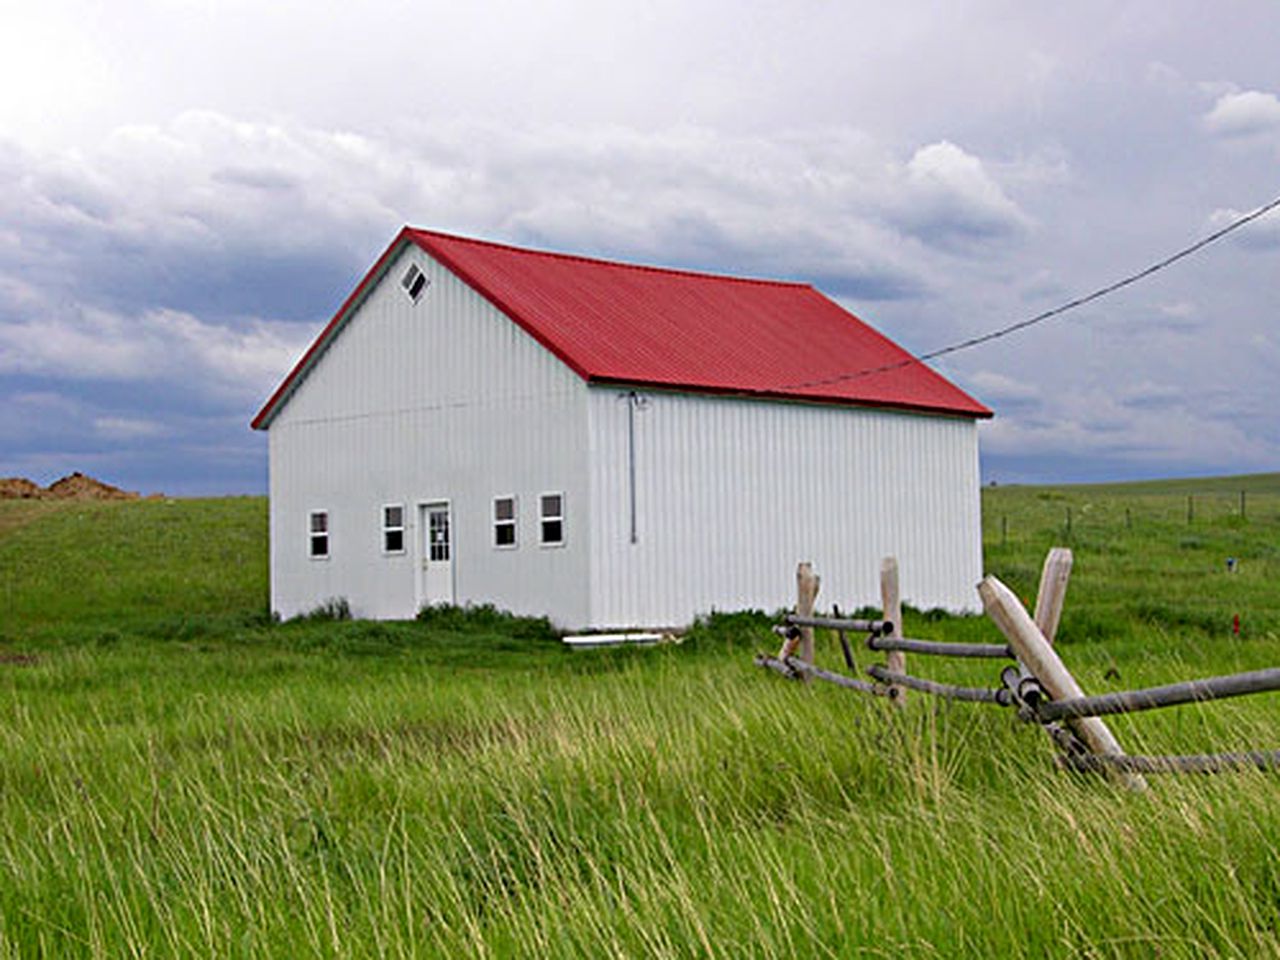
(253, 227), (991, 429)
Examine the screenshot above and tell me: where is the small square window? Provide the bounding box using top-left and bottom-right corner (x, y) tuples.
(383, 504), (405, 554)
(494, 496), (517, 548)
(539, 493), (564, 546)
(400, 263), (429, 303)
(309, 510), (329, 559)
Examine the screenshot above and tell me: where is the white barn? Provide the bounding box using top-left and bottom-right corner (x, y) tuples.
(253, 228), (991, 628)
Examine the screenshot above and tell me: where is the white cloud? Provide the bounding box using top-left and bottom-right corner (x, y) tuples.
(980, 393), (1273, 470)
(1204, 89), (1280, 137)
(3, 113), (1037, 312)
(0, 307), (153, 380)
(896, 141), (1032, 247)
(0, 295), (315, 401)
(1158, 301), (1196, 318)
(966, 371), (1042, 409)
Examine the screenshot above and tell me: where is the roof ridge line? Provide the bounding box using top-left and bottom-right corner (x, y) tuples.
(406, 227), (813, 290)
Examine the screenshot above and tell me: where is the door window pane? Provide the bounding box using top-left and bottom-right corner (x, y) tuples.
(429, 509), (450, 561)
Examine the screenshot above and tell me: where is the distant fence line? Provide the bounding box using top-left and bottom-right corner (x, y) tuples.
(985, 488), (1268, 546)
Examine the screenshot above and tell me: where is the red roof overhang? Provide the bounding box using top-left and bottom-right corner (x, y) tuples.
(252, 228), (992, 429)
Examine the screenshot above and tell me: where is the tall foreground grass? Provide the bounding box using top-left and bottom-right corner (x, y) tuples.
(2, 479), (1280, 957)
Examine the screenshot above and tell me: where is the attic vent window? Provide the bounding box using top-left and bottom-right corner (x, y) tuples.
(400, 263), (429, 303)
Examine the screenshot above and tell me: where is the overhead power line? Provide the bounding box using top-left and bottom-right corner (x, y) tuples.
(782, 192), (1280, 391)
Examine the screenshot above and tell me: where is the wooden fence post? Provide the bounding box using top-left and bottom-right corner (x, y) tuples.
(978, 575), (1146, 791)
(1034, 547), (1073, 643)
(880, 557), (904, 704)
(1006, 547), (1074, 708)
(796, 562), (820, 666)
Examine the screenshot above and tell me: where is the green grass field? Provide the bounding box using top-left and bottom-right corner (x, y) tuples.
(1, 477), (1279, 958)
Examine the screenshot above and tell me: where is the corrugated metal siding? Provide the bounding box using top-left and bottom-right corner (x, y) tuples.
(268, 245), (592, 626)
(586, 388), (982, 627)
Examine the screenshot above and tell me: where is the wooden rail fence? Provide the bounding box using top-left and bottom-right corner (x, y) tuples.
(754, 548), (1280, 788)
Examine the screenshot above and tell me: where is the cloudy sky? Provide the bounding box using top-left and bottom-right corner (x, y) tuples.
(2, 0), (1278, 494)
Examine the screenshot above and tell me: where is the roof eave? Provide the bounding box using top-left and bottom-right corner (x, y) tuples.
(585, 376), (994, 419)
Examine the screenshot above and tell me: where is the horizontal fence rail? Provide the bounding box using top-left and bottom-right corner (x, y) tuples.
(1058, 750), (1280, 775)
(783, 614), (892, 635)
(866, 665), (1013, 704)
(867, 635), (1014, 660)
(754, 654), (882, 695)
(1036, 667), (1280, 722)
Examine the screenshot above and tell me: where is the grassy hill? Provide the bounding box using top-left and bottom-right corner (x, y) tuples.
(1, 478), (1279, 957)
(0, 496), (267, 636)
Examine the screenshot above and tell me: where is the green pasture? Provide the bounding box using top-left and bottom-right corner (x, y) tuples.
(1, 476), (1279, 958)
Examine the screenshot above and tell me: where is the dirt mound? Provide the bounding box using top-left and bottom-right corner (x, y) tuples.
(45, 472), (140, 501)
(0, 477), (45, 499)
(0, 473), (142, 501)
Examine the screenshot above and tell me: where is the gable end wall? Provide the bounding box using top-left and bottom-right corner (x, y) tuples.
(267, 244), (592, 626)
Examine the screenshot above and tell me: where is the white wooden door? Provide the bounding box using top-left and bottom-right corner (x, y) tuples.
(419, 501), (454, 607)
